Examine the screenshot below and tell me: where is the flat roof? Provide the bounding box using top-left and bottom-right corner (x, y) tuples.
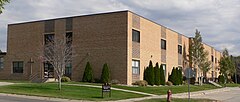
(8, 10), (221, 53)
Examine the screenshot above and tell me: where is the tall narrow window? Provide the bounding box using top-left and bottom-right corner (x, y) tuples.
(44, 34), (54, 44)
(65, 62), (72, 77)
(0, 58), (3, 69)
(215, 58), (217, 63)
(132, 60), (140, 74)
(132, 29), (140, 42)
(13, 61), (24, 73)
(178, 45), (182, 54)
(211, 55), (214, 62)
(66, 32), (73, 45)
(161, 39), (166, 50)
(162, 64), (166, 76)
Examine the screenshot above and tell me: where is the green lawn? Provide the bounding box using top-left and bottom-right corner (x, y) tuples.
(112, 84), (219, 95)
(138, 98), (218, 102)
(0, 83), (145, 101)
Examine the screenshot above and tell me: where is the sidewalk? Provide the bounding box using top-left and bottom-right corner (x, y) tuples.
(0, 82), (14, 86)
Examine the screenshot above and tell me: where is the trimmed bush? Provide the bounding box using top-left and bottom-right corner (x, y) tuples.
(82, 62), (93, 82)
(61, 76), (71, 82)
(166, 81), (173, 86)
(190, 77), (196, 84)
(179, 68), (183, 85)
(101, 63), (110, 83)
(218, 75), (225, 84)
(144, 61), (155, 86)
(148, 61), (155, 85)
(160, 64), (165, 85)
(133, 80), (148, 86)
(154, 63), (161, 85)
(94, 78), (101, 83)
(169, 67), (178, 85)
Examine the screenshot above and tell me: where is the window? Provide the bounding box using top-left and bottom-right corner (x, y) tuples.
(66, 32), (73, 45)
(13, 61), (23, 73)
(215, 58), (217, 63)
(132, 60), (140, 74)
(44, 62), (54, 78)
(178, 45), (182, 54)
(211, 55), (214, 62)
(65, 62), (72, 77)
(66, 18), (73, 31)
(162, 64), (166, 76)
(161, 39), (166, 50)
(0, 58), (3, 69)
(44, 34), (54, 44)
(132, 29), (140, 42)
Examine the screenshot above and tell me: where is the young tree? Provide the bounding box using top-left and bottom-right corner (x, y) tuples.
(148, 61), (155, 85)
(154, 63), (160, 85)
(82, 62), (93, 82)
(160, 64), (166, 85)
(43, 35), (73, 90)
(189, 29), (207, 85)
(101, 63), (110, 83)
(219, 48), (235, 83)
(0, 0), (10, 14)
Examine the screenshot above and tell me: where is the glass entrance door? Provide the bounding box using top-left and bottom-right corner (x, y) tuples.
(44, 62), (54, 78)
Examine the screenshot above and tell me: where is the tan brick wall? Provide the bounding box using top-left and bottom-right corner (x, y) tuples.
(2, 10), (222, 85)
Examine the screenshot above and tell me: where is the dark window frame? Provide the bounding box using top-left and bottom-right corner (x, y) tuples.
(178, 45), (182, 54)
(44, 34), (55, 45)
(132, 60), (140, 75)
(161, 39), (166, 50)
(13, 61), (24, 73)
(0, 57), (3, 69)
(132, 29), (140, 43)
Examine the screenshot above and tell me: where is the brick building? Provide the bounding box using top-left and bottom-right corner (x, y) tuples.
(0, 11), (221, 85)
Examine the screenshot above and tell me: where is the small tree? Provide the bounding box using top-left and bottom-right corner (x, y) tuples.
(82, 62), (93, 82)
(154, 63), (160, 85)
(0, 0), (10, 14)
(148, 61), (155, 85)
(179, 68), (183, 85)
(101, 63), (110, 83)
(160, 64), (166, 85)
(43, 34), (73, 90)
(169, 67), (177, 85)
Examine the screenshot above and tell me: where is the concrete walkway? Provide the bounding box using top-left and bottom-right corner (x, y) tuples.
(64, 84), (157, 96)
(0, 82), (14, 86)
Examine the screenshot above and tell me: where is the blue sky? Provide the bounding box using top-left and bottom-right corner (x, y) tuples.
(0, 0), (239, 55)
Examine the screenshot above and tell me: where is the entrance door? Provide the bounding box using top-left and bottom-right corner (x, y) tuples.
(44, 62), (54, 78)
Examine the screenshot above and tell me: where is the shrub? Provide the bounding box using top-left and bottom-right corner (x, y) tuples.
(218, 75), (225, 84)
(169, 67), (178, 85)
(94, 78), (101, 83)
(190, 77), (196, 84)
(154, 63), (161, 85)
(166, 81), (173, 86)
(148, 61), (155, 85)
(61, 76), (71, 82)
(82, 62), (93, 82)
(101, 63), (110, 83)
(133, 80), (148, 86)
(111, 79), (120, 85)
(160, 64), (165, 85)
(144, 61), (155, 86)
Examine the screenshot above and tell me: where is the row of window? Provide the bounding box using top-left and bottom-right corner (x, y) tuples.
(132, 60), (166, 76)
(132, 29), (183, 54)
(0, 58), (3, 69)
(44, 32), (73, 45)
(12, 61), (72, 74)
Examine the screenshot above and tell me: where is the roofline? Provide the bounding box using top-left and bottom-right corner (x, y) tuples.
(8, 10), (220, 53)
(9, 10), (129, 26)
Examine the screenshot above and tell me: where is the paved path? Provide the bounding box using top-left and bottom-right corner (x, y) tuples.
(0, 82), (14, 86)
(190, 87), (240, 102)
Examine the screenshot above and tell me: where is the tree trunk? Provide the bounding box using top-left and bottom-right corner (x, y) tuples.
(58, 76), (62, 90)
